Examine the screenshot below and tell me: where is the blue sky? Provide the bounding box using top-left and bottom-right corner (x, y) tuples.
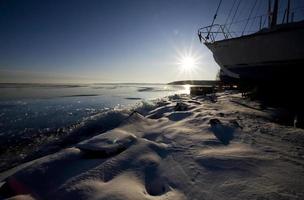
(1, 0), (302, 83)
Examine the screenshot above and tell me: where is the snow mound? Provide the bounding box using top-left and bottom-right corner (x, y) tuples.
(65, 172), (185, 200)
(146, 105), (174, 119)
(77, 129), (137, 158)
(209, 118), (239, 145)
(1, 92), (304, 200)
(166, 111), (192, 121)
(196, 144), (269, 170)
(6, 194), (35, 200)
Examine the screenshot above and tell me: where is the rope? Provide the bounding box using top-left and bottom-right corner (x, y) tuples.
(213, 0), (223, 24)
(227, 0), (242, 33)
(242, 0), (258, 35)
(299, 0), (304, 16)
(248, 0), (262, 31)
(225, 0), (238, 25)
(262, 14), (268, 28)
(207, 0), (223, 39)
(225, 6), (304, 28)
(214, 0), (238, 40)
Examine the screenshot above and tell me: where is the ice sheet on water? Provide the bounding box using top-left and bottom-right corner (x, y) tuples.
(0, 83), (186, 172)
(0, 98), (162, 172)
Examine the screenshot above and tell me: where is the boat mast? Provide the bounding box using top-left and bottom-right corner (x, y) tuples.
(271, 0), (279, 27)
(268, 0), (272, 27)
(286, 0), (290, 23)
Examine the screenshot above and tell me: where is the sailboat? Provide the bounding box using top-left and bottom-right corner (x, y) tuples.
(198, 0), (304, 85)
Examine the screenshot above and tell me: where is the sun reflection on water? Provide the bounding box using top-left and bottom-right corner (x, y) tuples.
(183, 84), (191, 94)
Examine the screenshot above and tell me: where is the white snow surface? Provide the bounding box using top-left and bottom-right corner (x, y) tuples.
(1, 92), (304, 200)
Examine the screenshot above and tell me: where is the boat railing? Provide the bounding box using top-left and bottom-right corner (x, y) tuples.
(198, 24), (234, 43)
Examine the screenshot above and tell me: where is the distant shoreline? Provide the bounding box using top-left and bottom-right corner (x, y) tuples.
(0, 82), (167, 87)
(167, 80), (219, 85)
(0, 81), (220, 89)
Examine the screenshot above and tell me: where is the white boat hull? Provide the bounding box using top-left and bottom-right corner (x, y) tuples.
(205, 21), (304, 82)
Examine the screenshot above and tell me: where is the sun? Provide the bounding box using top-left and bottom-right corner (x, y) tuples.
(177, 55), (199, 73)
(173, 45), (202, 78)
(180, 56), (196, 69)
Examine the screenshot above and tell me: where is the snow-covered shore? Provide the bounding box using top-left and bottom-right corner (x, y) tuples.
(1, 92), (304, 200)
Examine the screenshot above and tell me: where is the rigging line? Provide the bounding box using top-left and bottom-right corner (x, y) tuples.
(235, 0), (249, 24)
(224, 0), (238, 25)
(262, 13), (268, 28)
(214, 0), (238, 40)
(248, 0), (262, 32)
(301, 0), (304, 16)
(223, 6), (304, 27)
(242, 0), (258, 35)
(213, 0), (223, 23)
(227, 13), (267, 25)
(262, 0), (269, 27)
(207, 0), (223, 39)
(293, 0), (301, 17)
(227, 0), (242, 33)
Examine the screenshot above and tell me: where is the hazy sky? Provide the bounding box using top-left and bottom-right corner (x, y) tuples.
(1, 0), (302, 83)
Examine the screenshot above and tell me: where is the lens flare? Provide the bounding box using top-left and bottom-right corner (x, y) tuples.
(177, 55), (200, 74)
(172, 43), (205, 80)
(179, 56), (197, 71)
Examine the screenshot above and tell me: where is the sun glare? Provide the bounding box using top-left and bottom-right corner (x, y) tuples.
(173, 45), (203, 79)
(180, 56), (196, 69)
(177, 55), (199, 74)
